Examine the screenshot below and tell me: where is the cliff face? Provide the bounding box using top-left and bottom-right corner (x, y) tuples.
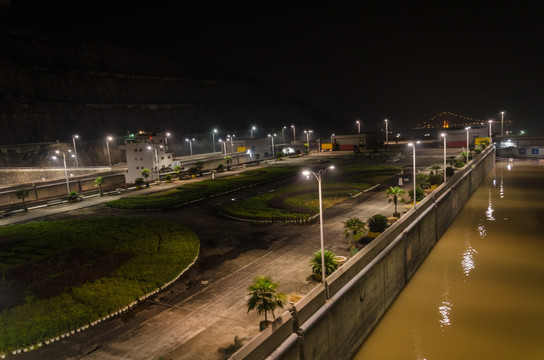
(0, 26), (330, 148)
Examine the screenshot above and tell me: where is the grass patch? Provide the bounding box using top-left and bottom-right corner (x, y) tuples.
(106, 166), (300, 211)
(219, 165), (402, 222)
(0, 217), (199, 353)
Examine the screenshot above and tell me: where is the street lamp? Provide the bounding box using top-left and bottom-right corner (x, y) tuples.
(356, 120), (360, 133)
(500, 111), (505, 136)
(331, 133), (335, 142)
(227, 134), (235, 153)
(212, 129), (218, 152)
(219, 139), (227, 156)
(52, 150), (74, 195)
(282, 126), (286, 143)
(441, 133), (447, 183)
(384, 119), (389, 146)
(408, 142), (420, 209)
(302, 165), (335, 293)
(106, 136), (113, 167)
(185, 138), (195, 156)
(291, 125), (296, 142)
(165, 132), (171, 150)
(72, 134), (79, 168)
(488, 120), (493, 143)
(251, 126), (256, 139)
(147, 146), (158, 180)
(304, 130), (313, 152)
(465, 127), (470, 164)
(268, 134), (276, 157)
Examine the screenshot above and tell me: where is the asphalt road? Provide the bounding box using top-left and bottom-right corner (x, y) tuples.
(7, 148), (459, 360)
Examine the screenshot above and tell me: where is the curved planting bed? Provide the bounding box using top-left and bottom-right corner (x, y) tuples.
(218, 165), (402, 223)
(0, 217), (199, 355)
(105, 165), (300, 211)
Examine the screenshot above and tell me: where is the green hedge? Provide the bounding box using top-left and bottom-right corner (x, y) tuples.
(106, 166), (300, 211)
(0, 217), (199, 353)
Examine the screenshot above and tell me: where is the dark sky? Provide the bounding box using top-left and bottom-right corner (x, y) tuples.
(8, 1), (544, 135)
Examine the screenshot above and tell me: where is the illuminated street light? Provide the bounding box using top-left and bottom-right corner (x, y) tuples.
(147, 146), (158, 180)
(302, 165), (335, 294)
(212, 129), (218, 152)
(465, 127), (471, 164)
(356, 120), (360, 133)
(227, 134), (235, 153)
(106, 136), (113, 167)
(72, 134), (79, 168)
(268, 133), (276, 157)
(218, 139), (227, 156)
(282, 126), (286, 143)
(408, 142), (420, 209)
(304, 130), (313, 152)
(385, 119), (389, 146)
(441, 133), (447, 183)
(488, 120), (493, 143)
(52, 150), (74, 195)
(186, 138), (195, 156)
(291, 125), (296, 142)
(165, 132), (171, 150)
(251, 126), (256, 139)
(500, 111), (505, 136)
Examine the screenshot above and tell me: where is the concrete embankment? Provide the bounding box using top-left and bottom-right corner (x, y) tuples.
(232, 146), (496, 360)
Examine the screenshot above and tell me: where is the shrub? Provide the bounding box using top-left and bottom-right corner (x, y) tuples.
(455, 160), (466, 168)
(134, 177), (145, 188)
(408, 187), (425, 202)
(446, 166), (455, 177)
(310, 250), (338, 276)
(429, 174), (443, 186)
(66, 191), (79, 201)
(367, 214), (389, 233)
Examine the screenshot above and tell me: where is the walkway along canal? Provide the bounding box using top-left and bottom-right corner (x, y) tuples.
(232, 147), (496, 359)
(354, 160), (544, 359)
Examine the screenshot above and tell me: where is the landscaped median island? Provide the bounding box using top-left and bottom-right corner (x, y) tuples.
(105, 166), (301, 211)
(0, 217), (199, 356)
(218, 165), (403, 223)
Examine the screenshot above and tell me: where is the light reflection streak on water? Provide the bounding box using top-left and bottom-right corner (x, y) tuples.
(462, 228), (477, 277)
(439, 268), (452, 330)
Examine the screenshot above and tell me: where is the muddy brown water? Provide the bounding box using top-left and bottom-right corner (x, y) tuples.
(353, 161), (544, 360)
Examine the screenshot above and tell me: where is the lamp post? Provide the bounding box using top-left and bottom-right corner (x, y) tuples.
(356, 120), (360, 133)
(72, 134), (79, 168)
(106, 136), (113, 167)
(282, 126), (286, 143)
(488, 120), (493, 143)
(219, 139), (227, 156)
(164, 132), (171, 151)
(268, 134), (276, 157)
(304, 130), (313, 152)
(212, 129), (218, 152)
(251, 126), (256, 139)
(53, 150), (73, 195)
(501, 111), (505, 136)
(147, 146), (158, 180)
(331, 133), (335, 142)
(302, 165), (335, 293)
(465, 127), (470, 164)
(186, 138), (195, 156)
(384, 119), (389, 146)
(227, 134), (235, 153)
(291, 125), (296, 142)
(441, 133), (447, 183)
(408, 142), (420, 209)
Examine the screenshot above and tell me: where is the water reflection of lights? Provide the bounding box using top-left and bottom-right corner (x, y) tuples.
(439, 301), (453, 328)
(477, 224), (487, 237)
(486, 189), (495, 221)
(500, 179), (504, 198)
(507, 163), (513, 171)
(461, 246), (478, 276)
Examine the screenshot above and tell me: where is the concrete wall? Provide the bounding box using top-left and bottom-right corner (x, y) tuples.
(232, 146), (496, 359)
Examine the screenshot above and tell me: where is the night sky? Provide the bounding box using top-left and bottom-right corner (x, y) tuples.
(7, 1), (544, 136)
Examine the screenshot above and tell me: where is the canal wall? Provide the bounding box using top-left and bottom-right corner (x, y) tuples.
(231, 146), (496, 360)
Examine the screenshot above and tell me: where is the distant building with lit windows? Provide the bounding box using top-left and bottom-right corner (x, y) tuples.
(122, 131), (174, 184)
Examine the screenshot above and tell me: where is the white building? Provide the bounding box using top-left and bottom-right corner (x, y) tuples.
(123, 131), (174, 183)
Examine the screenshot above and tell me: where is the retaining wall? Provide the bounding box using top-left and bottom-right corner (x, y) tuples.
(232, 146), (495, 360)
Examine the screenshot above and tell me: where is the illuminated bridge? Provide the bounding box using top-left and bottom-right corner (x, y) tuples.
(415, 111), (513, 130)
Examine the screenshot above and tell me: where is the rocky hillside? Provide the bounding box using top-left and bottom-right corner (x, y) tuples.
(0, 25), (330, 151)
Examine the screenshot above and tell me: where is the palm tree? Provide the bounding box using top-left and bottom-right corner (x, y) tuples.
(247, 275), (286, 326)
(141, 168), (150, 188)
(94, 176), (105, 196)
(343, 217), (367, 248)
(16, 189), (29, 212)
(386, 186), (406, 217)
(309, 250), (338, 279)
(224, 156), (232, 170)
